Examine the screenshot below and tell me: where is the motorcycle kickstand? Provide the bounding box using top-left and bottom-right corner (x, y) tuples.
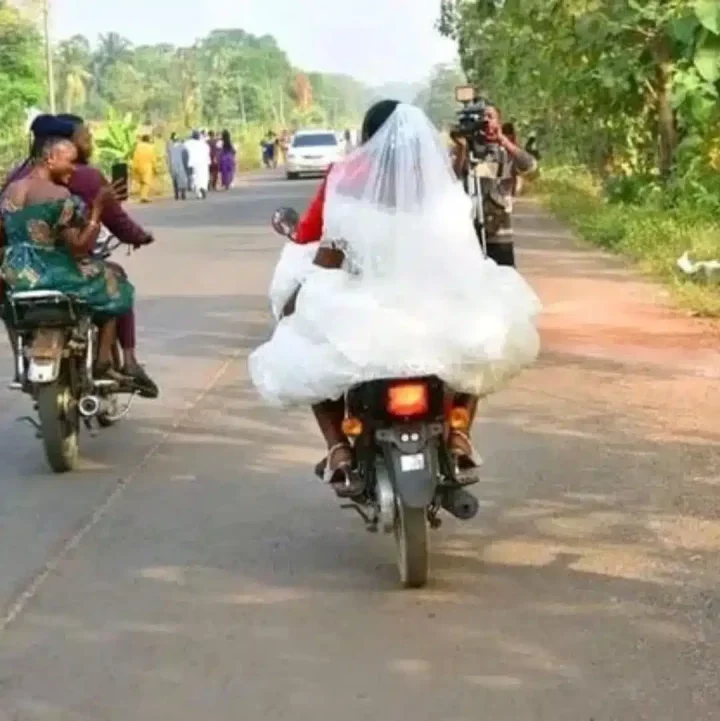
(341, 503), (378, 532)
(17, 415), (42, 438)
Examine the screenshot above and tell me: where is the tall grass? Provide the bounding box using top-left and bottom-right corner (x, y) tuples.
(533, 165), (720, 316)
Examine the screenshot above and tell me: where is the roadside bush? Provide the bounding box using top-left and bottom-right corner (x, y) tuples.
(534, 166), (720, 317)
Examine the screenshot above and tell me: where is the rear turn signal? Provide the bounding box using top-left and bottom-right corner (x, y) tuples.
(387, 383), (429, 417)
(342, 416), (364, 437)
(449, 407), (470, 431)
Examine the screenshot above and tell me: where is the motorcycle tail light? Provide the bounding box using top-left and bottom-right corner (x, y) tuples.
(387, 382), (429, 418)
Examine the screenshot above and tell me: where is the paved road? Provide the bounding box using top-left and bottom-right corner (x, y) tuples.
(0, 172), (718, 720)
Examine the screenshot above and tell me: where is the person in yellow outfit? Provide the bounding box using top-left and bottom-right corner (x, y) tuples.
(132, 135), (157, 203)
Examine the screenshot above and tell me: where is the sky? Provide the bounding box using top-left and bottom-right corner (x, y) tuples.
(51, 0), (458, 86)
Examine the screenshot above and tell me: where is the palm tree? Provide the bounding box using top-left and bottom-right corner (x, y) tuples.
(174, 47), (201, 129)
(55, 35), (91, 112)
(95, 32), (133, 70)
(90, 32), (133, 110)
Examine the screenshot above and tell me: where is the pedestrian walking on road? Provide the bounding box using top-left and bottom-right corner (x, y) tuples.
(185, 130), (211, 199)
(208, 130), (220, 191)
(261, 131), (276, 169)
(132, 134), (157, 203)
(219, 130), (237, 190)
(167, 132), (189, 201)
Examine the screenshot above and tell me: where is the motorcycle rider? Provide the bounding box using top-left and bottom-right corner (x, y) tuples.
(53, 114), (159, 397)
(251, 100), (541, 496)
(0, 114), (159, 397)
(272, 100), (400, 496)
(1, 137), (133, 381)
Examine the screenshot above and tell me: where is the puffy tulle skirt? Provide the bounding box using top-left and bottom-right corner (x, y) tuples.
(248, 240), (542, 407)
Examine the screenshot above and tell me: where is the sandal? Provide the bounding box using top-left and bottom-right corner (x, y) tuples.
(323, 442), (364, 499)
(122, 364), (159, 399)
(94, 362), (132, 387)
(449, 429), (483, 474)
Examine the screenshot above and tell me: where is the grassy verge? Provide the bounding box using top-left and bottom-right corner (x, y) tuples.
(532, 166), (720, 317)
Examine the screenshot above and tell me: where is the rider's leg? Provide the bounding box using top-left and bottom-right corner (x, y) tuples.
(312, 397), (363, 495)
(313, 397), (347, 455)
(95, 318), (119, 379)
(449, 392), (482, 468)
(4, 321), (19, 382)
(105, 261), (158, 398)
(116, 309), (159, 399)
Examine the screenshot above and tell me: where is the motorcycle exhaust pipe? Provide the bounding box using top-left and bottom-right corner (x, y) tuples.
(442, 488), (480, 521)
(78, 395), (100, 418)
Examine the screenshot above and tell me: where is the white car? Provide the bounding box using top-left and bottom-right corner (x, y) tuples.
(286, 130), (345, 180)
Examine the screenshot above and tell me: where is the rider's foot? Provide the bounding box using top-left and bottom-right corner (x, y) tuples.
(94, 362), (131, 386)
(449, 429), (483, 472)
(323, 442), (364, 498)
(122, 363), (159, 399)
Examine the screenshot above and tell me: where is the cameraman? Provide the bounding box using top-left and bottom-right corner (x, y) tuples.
(451, 105), (537, 267)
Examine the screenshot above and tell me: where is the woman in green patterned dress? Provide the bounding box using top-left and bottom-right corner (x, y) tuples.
(0, 137), (133, 382)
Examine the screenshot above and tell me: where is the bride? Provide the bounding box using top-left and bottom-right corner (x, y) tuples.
(249, 100), (541, 496)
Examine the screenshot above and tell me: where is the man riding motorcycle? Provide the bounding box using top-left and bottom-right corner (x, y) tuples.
(55, 115), (159, 396)
(249, 100), (541, 498)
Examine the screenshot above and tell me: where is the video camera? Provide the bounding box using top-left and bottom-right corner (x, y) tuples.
(451, 85), (500, 162)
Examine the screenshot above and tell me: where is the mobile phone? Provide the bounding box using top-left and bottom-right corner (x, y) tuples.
(111, 162), (129, 202)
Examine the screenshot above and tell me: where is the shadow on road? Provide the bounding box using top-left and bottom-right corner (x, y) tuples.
(4, 352), (719, 718)
(1, 190), (719, 720)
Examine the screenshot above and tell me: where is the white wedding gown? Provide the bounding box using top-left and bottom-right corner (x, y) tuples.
(248, 105), (541, 407)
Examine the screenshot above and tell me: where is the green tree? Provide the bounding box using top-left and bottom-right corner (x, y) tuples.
(414, 62), (465, 128)
(439, 0), (720, 178)
(133, 43), (181, 124)
(55, 34), (92, 112)
(0, 0), (44, 174)
(0, 0), (44, 123)
(0, 22), (373, 150)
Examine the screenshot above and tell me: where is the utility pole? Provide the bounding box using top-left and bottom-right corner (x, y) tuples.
(42, 0), (56, 112)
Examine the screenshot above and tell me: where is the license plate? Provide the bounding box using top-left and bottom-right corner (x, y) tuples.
(400, 453), (425, 472)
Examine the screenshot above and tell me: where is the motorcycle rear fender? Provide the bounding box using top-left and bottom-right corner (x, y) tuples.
(27, 328), (65, 383)
(376, 422), (444, 509)
(27, 357), (61, 383)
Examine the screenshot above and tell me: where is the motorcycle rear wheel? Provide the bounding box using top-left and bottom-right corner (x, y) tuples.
(394, 502), (429, 589)
(37, 382), (79, 473)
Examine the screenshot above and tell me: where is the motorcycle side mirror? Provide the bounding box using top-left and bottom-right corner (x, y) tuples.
(271, 207), (299, 238)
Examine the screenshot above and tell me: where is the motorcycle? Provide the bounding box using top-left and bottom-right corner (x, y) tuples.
(4, 233), (137, 473)
(270, 207), (481, 588)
